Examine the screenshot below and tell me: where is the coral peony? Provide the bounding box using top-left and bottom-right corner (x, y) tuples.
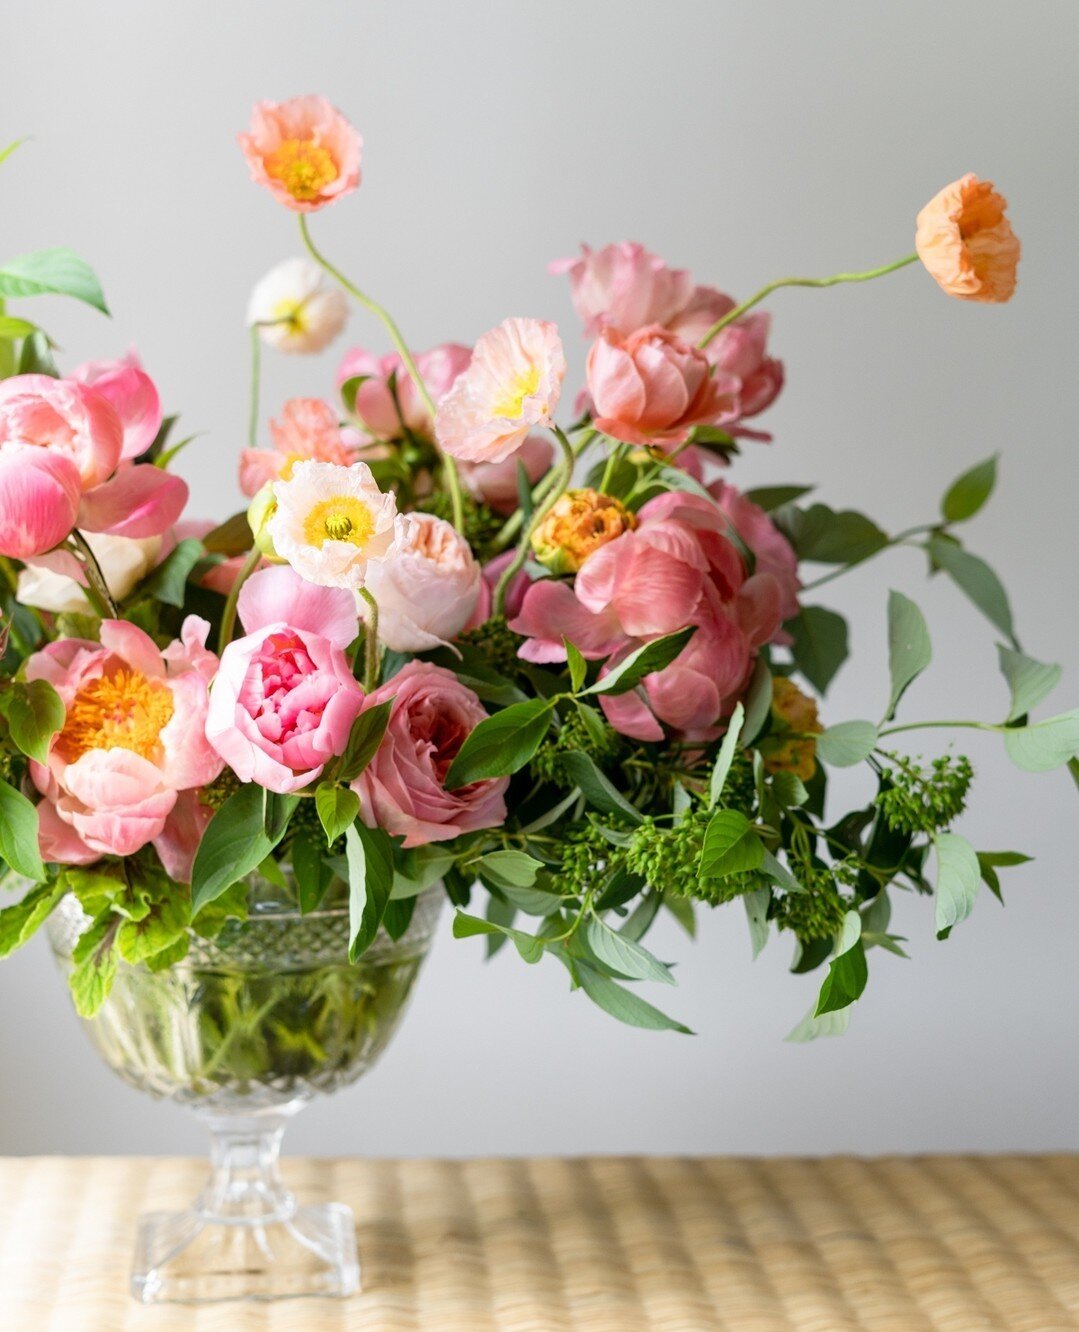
(708, 480), (801, 623)
(240, 397), (357, 497)
(915, 174), (1020, 303)
(247, 257), (349, 354)
(73, 352), (163, 461)
(239, 96), (361, 212)
(552, 242), (694, 336)
(338, 343), (472, 444)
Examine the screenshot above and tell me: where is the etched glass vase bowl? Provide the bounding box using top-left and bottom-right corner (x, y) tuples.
(47, 874), (443, 1305)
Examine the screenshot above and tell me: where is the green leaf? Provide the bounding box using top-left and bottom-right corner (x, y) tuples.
(575, 962), (692, 1033)
(559, 751), (643, 824)
(743, 484), (813, 512)
(788, 606), (849, 694)
(17, 331), (58, 376)
(1003, 709), (1079, 772)
(0, 315), (38, 340)
(760, 848), (803, 893)
(0, 248), (108, 314)
(564, 638), (587, 693)
(817, 721), (878, 768)
(997, 645), (1062, 724)
(340, 374), (371, 416)
(787, 1002), (852, 1042)
(942, 455), (997, 524)
(0, 139), (26, 169)
(885, 590), (931, 721)
(709, 702), (745, 808)
(0, 678), (64, 764)
(453, 909), (544, 963)
(663, 894), (696, 938)
(740, 659), (773, 745)
(934, 832), (981, 933)
(69, 913), (119, 1017)
(743, 887), (771, 959)
(290, 824), (334, 913)
(699, 809), (764, 878)
(475, 850), (544, 889)
(770, 771), (809, 807)
(115, 891), (189, 967)
(202, 511), (253, 556)
(976, 850), (1032, 904)
(445, 698), (553, 788)
(336, 699), (394, 783)
(134, 538), (203, 608)
(781, 504), (888, 564)
(585, 916), (675, 985)
(345, 821), (394, 960)
(0, 881), (66, 960)
(191, 785), (286, 912)
(0, 779), (45, 880)
(927, 537), (1016, 645)
(581, 628), (695, 697)
(315, 784), (361, 845)
(815, 912), (868, 1015)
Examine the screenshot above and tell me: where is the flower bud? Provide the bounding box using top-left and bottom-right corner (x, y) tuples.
(246, 483), (284, 561)
(530, 488), (635, 575)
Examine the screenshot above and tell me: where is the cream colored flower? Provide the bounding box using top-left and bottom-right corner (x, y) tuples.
(247, 258), (349, 354)
(269, 460), (398, 590)
(17, 533), (162, 613)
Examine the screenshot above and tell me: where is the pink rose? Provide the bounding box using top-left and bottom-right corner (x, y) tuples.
(587, 326), (739, 448)
(26, 617), (222, 873)
(338, 343), (472, 443)
(458, 432), (554, 515)
(73, 351), (163, 461)
(353, 662), (508, 847)
(206, 566), (364, 794)
(551, 242), (694, 337)
(240, 397), (357, 497)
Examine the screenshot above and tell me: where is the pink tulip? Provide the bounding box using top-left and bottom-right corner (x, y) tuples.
(26, 618), (222, 870)
(352, 662), (508, 847)
(239, 96), (362, 213)
(587, 326), (740, 448)
(240, 397), (357, 497)
(338, 343), (472, 443)
(205, 566), (363, 793)
(73, 352), (163, 460)
(551, 243), (695, 336)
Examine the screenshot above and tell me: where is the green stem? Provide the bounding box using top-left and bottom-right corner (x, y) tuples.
(493, 426), (596, 552)
(0, 555), (19, 596)
(697, 253), (920, 349)
(218, 546), (261, 653)
(493, 428), (576, 617)
(876, 720), (999, 739)
(68, 531), (118, 618)
(358, 588), (380, 692)
(599, 441), (626, 495)
(298, 215), (466, 534)
(799, 525), (937, 593)
(248, 323), (262, 449)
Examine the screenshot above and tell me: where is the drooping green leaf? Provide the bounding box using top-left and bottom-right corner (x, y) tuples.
(976, 850), (1032, 904)
(291, 824), (334, 913)
(0, 248), (108, 314)
(191, 784), (286, 912)
(788, 606), (849, 694)
(0, 678), (64, 764)
(699, 809), (764, 878)
(709, 702), (744, 808)
(743, 484), (813, 512)
(786, 1002), (853, 1042)
(134, 538), (203, 608)
(770, 771), (809, 807)
(581, 628), (695, 697)
(17, 331), (58, 376)
(0, 881), (66, 960)
(575, 962), (691, 1033)
(740, 659), (773, 745)
(815, 912), (868, 1015)
(780, 504), (888, 564)
(564, 638), (587, 693)
(816, 721), (878, 767)
(315, 784), (361, 845)
(743, 887), (771, 959)
(445, 698), (554, 788)
(345, 821), (394, 961)
(885, 590), (931, 721)
(934, 832), (981, 934)
(1003, 709), (1079, 772)
(453, 909), (544, 963)
(336, 699), (395, 783)
(585, 916), (675, 985)
(997, 645), (1062, 724)
(475, 850), (544, 890)
(927, 537), (1016, 645)
(942, 455), (997, 524)
(760, 848), (803, 893)
(115, 891), (189, 967)
(202, 511), (253, 556)
(339, 374), (371, 416)
(0, 779), (45, 880)
(559, 751), (643, 824)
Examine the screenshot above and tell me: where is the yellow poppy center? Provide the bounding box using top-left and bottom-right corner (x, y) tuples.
(264, 138), (339, 202)
(492, 364), (541, 419)
(55, 666), (174, 764)
(302, 496), (375, 548)
(271, 297), (308, 334)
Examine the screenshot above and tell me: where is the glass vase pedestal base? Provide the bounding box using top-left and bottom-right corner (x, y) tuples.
(131, 1103), (360, 1304)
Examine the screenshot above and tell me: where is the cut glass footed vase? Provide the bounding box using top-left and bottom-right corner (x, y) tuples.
(48, 874), (443, 1304)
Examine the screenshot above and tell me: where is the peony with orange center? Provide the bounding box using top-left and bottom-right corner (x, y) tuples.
(760, 676), (822, 781)
(531, 488), (637, 575)
(915, 174), (1020, 303)
(238, 96), (362, 213)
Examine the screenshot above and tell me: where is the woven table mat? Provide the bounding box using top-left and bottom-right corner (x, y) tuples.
(0, 1155), (1076, 1331)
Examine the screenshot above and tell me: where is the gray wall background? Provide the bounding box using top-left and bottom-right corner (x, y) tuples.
(1, 1), (1076, 1158)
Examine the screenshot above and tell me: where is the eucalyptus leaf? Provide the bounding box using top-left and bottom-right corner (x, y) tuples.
(934, 831), (981, 933)
(997, 645), (1062, 724)
(885, 590), (931, 721)
(1003, 709), (1079, 772)
(816, 721), (878, 767)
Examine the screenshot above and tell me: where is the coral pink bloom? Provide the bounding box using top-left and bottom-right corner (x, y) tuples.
(73, 352), (163, 460)
(26, 618), (222, 871)
(206, 566), (363, 793)
(240, 397), (357, 497)
(239, 96), (362, 213)
(338, 343), (472, 443)
(708, 480), (801, 623)
(669, 290), (785, 430)
(352, 662), (508, 848)
(0, 450), (82, 559)
(552, 242), (695, 337)
(0, 374), (122, 490)
(915, 174), (1019, 303)
(466, 549), (535, 631)
(587, 326), (739, 448)
(458, 431), (554, 515)
(435, 318), (565, 465)
(77, 465), (189, 541)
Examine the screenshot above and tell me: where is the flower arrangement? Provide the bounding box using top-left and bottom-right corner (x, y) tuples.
(0, 100), (1070, 1042)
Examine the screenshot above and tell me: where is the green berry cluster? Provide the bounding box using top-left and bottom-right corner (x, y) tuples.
(201, 768), (240, 811)
(771, 855), (857, 941)
(876, 751), (974, 835)
(419, 491), (503, 556)
(549, 822), (622, 901)
(530, 708), (621, 788)
(625, 807), (763, 905)
(456, 615), (525, 678)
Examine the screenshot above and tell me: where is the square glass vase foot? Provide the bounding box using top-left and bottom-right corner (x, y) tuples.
(131, 1104), (360, 1304)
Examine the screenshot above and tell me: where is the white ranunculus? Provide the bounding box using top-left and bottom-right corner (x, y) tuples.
(361, 512), (482, 652)
(17, 533), (163, 613)
(247, 257), (348, 355)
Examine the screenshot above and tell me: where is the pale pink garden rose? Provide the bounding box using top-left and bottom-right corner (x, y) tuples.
(73, 351), (163, 460)
(240, 397), (358, 497)
(551, 242), (694, 337)
(238, 96), (362, 213)
(458, 432), (554, 515)
(587, 326), (740, 449)
(26, 617), (222, 871)
(435, 318), (566, 465)
(362, 513), (482, 652)
(352, 662), (508, 847)
(338, 343), (472, 443)
(247, 258), (349, 354)
(269, 459), (398, 590)
(206, 565), (364, 794)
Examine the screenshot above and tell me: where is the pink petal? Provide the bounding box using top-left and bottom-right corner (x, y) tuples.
(98, 620), (168, 677)
(509, 579), (628, 661)
(237, 565), (359, 647)
(153, 790), (213, 883)
(0, 450), (81, 559)
(78, 465), (188, 539)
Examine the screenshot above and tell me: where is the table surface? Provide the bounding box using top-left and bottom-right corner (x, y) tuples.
(0, 1155), (1076, 1331)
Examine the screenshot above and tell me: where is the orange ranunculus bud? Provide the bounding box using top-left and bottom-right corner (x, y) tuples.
(531, 488), (636, 575)
(915, 174), (1020, 303)
(760, 676), (822, 781)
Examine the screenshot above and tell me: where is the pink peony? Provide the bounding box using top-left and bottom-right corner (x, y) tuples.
(205, 566), (364, 793)
(551, 242), (694, 337)
(240, 397), (357, 497)
(352, 662), (508, 847)
(587, 326), (740, 448)
(239, 96), (362, 213)
(708, 480), (801, 623)
(73, 351), (163, 461)
(26, 617), (222, 872)
(338, 343), (472, 443)
(458, 431), (554, 515)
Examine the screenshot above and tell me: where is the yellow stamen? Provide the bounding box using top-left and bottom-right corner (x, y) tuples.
(271, 298), (308, 334)
(492, 364), (541, 419)
(264, 138), (338, 202)
(302, 496), (375, 548)
(54, 666), (174, 764)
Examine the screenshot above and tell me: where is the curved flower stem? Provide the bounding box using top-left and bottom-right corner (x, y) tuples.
(697, 253), (919, 349)
(298, 215), (466, 534)
(876, 720), (1000, 739)
(217, 546), (261, 653)
(599, 441), (627, 495)
(493, 426), (597, 552)
(799, 525), (937, 593)
(68, 531), (118, 618)
(358, 588), (380, 692)
(493, 427), (576, 617)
